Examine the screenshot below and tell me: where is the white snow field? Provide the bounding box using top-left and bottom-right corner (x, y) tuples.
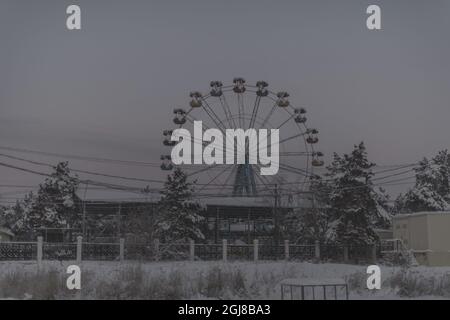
(1, 261), (450, 300)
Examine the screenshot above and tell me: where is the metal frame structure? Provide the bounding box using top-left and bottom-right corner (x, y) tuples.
(161, 78), (324, 199)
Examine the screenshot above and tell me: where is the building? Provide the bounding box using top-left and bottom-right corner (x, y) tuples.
(70, 187), (315, 244)
(79, 198), (295, 244)
(202, 197), (295, 244)
(73, 188), (314, 244)
(0, 227), (14, 242)
(393, 211), (450, 266)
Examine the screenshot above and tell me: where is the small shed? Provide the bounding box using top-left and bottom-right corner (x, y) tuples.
(393, 211), (450, 266)
(0, 227), (14, 242)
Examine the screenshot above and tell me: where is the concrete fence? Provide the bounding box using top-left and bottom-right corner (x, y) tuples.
(0, 237), (379, 264)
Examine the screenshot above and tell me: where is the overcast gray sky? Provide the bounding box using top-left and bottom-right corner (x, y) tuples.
(1, 0), (450, 200)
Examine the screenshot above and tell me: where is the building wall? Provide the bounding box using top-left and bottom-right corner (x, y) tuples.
(426, 214), (450, 251)
(393, 212), (450, 266)
(393, 214), (429, 250)
(0, 232), (13, 242)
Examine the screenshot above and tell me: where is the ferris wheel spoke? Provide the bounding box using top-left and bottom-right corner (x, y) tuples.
(202, 97), (246, 151)
(278, 163), (312, 177)
(186, 109), (240, 154)
(275, 113), (295, 131)
(219, 96), (234, 128)
(249, 95), (261, 129)
(163, 79), (322, 198)
(174, 131), (210, 148)
(256, 112), (296, 153)
(258, 102), (277, 129)
(236, 93), (244, 128)
(186, 163), (222, 177)
(184, 107), (194, 118)
(203, 98), (227, 129)
(185, 114), (212, 130)
(277, 132), (308, 145)
(249, 130), (306, 156)
(220, 165), (237, 189)
(221, 95), (237, 128)
(279, 152), (314, 157)
(252, 164), (275, 193)
(202, 102), (226, 131)
(197, 166), (231, 193)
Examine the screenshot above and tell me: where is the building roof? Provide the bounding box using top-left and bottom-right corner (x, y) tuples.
(0, 227), (14, 237)
(200, 197), (275, 208)
(393, 211), (450, 219)
(76, 189), (313, 209)
(76, 189), (158, 203)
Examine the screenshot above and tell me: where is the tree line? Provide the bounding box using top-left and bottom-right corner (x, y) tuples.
(1, 143), (450, 246)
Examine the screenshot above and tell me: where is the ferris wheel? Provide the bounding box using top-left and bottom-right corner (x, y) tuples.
(161, 78), (324, 199)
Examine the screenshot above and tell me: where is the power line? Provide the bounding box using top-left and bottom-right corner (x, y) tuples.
(0, 145), (162, 167)
(0, 153), (166, 185)
(0, 161), (153, 194)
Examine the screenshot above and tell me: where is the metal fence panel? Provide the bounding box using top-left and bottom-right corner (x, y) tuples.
(195, 244), (222, 260)
(82, 243), (120, 261)
(43, 243), (77, 260)
(289, 245), (315, 261)
(0, 242), (37, 261)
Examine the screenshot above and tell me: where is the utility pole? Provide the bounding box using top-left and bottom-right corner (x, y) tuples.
(82, 182), (89, 239)
(273, 184), (279, 246)
(117, 202), (122, 239)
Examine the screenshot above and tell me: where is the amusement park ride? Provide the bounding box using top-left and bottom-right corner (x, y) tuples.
(161, 78), (324, 202)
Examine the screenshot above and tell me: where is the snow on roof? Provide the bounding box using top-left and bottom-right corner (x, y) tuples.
(200, 197), (274, 208)
(197, 196), (305, 208)
(76, 190), (311, 209)
(0, 227), (14, 237)
(76, 189), (159, 203)
(393, 211), (450, 219)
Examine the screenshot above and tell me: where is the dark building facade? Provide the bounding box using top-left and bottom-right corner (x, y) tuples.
(78, 199), (293, 244)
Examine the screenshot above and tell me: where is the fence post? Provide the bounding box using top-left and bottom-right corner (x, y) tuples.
(315, 240), (320, 261)
(119, 238), (125, 262)
(371, 244), (377, 263)
(37, 236), (43, 266)
(154, 239), (160, 261)
(253, 239), (259, 262)
(343, 245), (349, 263)
(76, 236), (83, 264)
(189, 240), (195, 261)
(222, 239), (227, 262)
(284, 240), (289, 261)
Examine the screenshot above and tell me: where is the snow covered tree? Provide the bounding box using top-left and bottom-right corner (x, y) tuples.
(9, 162), (81, 237)
(394, 151), (450, 213)
(283, 175), (333, 244)
(325, 142), (388, 245)
(30, 162), (80, 230)
(0, 206), (7, 228)
(372, 187), (392, 228)
(2, 192), (36, 237)
(124, 205), (158, 243)
(156, 168), (205, 244)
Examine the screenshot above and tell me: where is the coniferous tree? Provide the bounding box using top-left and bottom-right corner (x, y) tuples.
(325, 142), (386, 245)
(14, 163), (80, 236)
(156, 168), (205, 244)
(31, 162), (80, 230)
(394, 151), (450, 213)
(2, 193), (36, 235)
(284, 175), (332, 244)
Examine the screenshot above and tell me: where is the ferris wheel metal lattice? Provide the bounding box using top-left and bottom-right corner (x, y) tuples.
(161, 78), (324, 200)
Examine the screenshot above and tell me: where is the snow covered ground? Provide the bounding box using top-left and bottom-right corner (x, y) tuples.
(1, 261), (450, 299)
